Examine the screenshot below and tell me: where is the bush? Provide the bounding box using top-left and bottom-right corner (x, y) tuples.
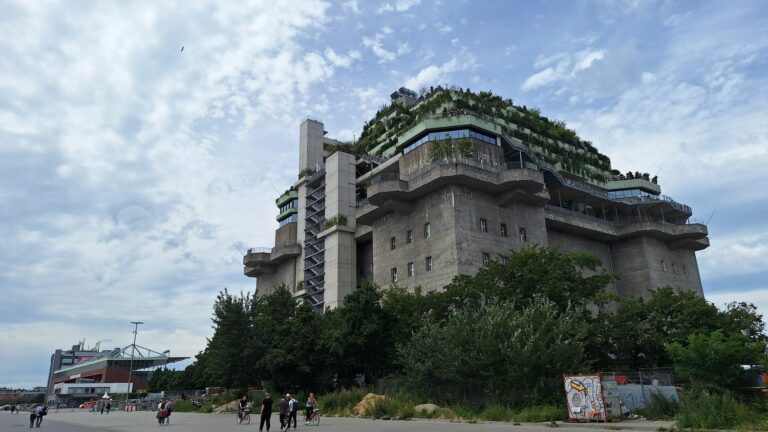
(676, 389), (752, 429)
(319, 388), (368, 416)
(512, 405), (566, 422)
(478, 404), (514, 421)
(364, 395), (416, 419)
(640, 391), (679, 420)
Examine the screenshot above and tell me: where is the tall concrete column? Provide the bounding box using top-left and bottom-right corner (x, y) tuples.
(322, 150), (357, 309)
(296, 119), (325, 292)
(300, 119), (325, 173)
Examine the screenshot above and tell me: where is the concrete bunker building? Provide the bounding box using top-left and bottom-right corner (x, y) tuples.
(243, 87), (709, 311)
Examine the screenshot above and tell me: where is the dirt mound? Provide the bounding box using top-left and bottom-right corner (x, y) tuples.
(354, 393), (386, 416)
(214, 400), (240, 413)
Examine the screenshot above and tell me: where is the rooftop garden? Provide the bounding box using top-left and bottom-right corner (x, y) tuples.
(352, 87), (614, 184)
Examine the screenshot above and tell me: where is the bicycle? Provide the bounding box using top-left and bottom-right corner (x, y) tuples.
(305, 408), (320, 426)
(237, 409), (251, 425)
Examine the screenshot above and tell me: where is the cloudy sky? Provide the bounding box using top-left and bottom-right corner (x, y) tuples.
(1, 0), (767, 388)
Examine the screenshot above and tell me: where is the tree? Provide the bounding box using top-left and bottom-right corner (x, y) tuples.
(320, 282), (391, 386)
(667, 330), (767, 390)
(398, 296), (589, 406)
(204, 289), (253, 388)
(426, 246), (612, 321)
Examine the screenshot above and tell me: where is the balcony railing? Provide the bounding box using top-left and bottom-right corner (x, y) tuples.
(247, 247), (271, 254)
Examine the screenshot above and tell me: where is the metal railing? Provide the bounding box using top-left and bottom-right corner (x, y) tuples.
(247, 247), (271, 254)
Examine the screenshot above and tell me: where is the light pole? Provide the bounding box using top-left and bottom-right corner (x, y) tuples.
(125, 321), (143, 408)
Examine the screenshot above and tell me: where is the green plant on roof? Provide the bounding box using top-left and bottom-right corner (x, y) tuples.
(352, 87), (613, 184)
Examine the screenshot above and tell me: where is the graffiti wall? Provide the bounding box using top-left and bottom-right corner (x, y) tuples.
(564, 375), (605, 421)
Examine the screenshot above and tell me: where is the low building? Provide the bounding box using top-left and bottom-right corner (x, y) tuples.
(47, 344), (186, 406)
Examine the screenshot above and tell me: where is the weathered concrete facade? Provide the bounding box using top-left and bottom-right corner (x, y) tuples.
(243, 96), (709, 311)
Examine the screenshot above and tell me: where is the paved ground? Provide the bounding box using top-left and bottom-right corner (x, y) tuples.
(1, 410), (674, 432)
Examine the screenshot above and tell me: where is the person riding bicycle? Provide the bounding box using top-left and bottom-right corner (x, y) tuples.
(305, 393), (318, 424)
(238, 396), (249, 420)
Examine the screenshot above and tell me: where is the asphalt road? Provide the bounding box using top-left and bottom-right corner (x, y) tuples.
(1, 410), (673, 432)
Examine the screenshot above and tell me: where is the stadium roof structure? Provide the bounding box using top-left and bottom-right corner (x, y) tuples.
(53, 344), (187, 376)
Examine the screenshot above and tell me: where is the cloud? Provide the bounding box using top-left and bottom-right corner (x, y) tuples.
(700, 232), (768, 280)
(521, 49), (606, 91)
(0, 0), (341, 387)
(402, 50), (478, 91)
(324, 48), (361, 68)
(342, 0), (362, 14)
(362, 30), (410, 63)
(377, 0), (421, 13)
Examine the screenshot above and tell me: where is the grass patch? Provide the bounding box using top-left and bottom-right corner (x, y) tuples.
(676, 389), (754, 430)
(319, 388), (368, 416)
(639, 391), (680, 420)
(512, 405), (566, 422)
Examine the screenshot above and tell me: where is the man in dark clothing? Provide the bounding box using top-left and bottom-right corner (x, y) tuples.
(288, 395), (298, 429)
(278, 395), (290, 431)
(260, 393), (273, 432)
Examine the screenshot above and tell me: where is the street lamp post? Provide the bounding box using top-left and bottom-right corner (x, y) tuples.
(125, 321), (143, 409)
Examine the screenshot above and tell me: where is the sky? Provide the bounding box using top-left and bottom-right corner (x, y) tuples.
(1, 0), (766, 388)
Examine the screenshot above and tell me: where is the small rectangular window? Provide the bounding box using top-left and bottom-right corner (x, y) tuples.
(480, 218), (488, 233)
(500, 223), (508, 238)
(519, 227), (527, 242)
(391, 267), (398, 283)
(499, 254), (508, 263)
(424, 223), (431, 238)
(390, 236), (396, 250)
(482, 253), (490, 266)
(425, 256), (433, 272)
(406, 230), (413, 244)
(408, 262), (415, 277)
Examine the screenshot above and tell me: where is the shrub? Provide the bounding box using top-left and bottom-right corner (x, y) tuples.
(478, 404), (513, 421)
(319, 388), (368, 416)
(676, 389), (752, 429)
(640, 391), (679, 420)
(512, 405), (566, 422)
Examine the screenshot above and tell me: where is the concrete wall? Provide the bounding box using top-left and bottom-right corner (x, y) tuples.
(643, 237), (704, 296)
(323, 150), (358, 309)
(372, 186), (460, 293)
(399, 139), (504, 176)
(299, 119), (324, 173)
(547, 228), (618, 295)
(610, 236), (703, 298)
(275, 222), (298, 246)
(356, 240), (373, 284)
(454, 187), (547, 275)
(256, 257), (298, 296)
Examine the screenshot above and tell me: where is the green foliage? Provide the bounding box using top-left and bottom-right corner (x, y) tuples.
(323, 214), (348, 230)
(398, 295), (589, 406)
(180, 245), (767, 421)
(667, 330), (766, 390)
(318, 388), (368, 416)
(320, 282), (393, 385)
(427, 246), (611, 320)
(363, 395), (416, 419)
(298, 168), (316, 179)
(639, 391), (680, 420)
(676, 389), (754, 430)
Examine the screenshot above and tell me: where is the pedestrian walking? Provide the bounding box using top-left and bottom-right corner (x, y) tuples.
(278, 394), (289, 431)
(106, 402), (111, 414)
(288, 395), (298, 429)
(259, 392), (273, 432)
(164, 400), (173, 424)
(100, 402), (105, 414)
(156, 399), (167, 425)
(10, 404), (15, 414)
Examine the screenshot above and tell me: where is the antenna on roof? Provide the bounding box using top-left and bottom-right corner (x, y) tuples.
(705, 208), (717, 225)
